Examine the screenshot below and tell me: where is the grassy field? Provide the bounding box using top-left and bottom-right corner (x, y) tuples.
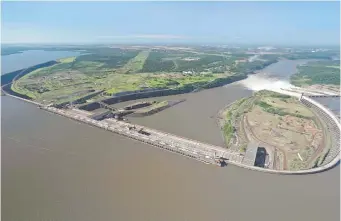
(58, 56), (76, 63)
(120, 50), (150, 73)
(11, 47), (278, 104)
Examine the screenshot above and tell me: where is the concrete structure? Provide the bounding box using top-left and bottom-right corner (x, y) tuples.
(309, 96), (340, 121)
(242, 142), (259, 166)
(300, 95), (340, 167)
(90, 110), (113, 120)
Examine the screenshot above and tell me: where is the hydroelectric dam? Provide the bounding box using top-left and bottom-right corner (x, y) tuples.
(2, 85), (340, 174)
(38, 93), (340, 175)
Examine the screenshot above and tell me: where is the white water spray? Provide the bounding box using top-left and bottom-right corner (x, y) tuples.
(235, 73), (301, 97)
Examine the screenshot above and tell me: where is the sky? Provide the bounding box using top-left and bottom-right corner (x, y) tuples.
(1, 1), (340, 46)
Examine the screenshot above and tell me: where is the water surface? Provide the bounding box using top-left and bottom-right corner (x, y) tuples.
(1, 50), (81, 75)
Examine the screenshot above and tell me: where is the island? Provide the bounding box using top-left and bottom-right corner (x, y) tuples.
(290, 59), (340, 94)
(218, 90), (339, 171)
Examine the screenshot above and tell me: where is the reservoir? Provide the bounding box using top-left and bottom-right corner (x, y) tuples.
(1, 54), (340, 221)
(1, 50), (81, 75)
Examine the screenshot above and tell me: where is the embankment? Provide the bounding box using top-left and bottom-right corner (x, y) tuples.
(1, 60), (58, 86)
(129, 99), (186, 117)
(53, 90), (104, 108)
(1, 60), (58, 100)
(80, 74), (248, 111)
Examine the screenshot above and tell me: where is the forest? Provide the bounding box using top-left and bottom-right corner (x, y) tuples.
(291, 60), (340, 86)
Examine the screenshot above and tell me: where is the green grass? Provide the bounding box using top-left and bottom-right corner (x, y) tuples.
(10, 47), (258, 104)
(57, 56), (76, 63)
(11, 81), (38, 99)
(255, 100), (311, 119)
(121, 50), (150, 73)
(145, 77), (179, 88)
(144, 74), (224, 89)
(240, 144), (247, 152)
(104, 74), (146, 95)
(223, 111), (234, 146)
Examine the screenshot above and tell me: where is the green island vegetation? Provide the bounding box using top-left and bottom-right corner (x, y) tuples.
(290, 60), (340, 86)
(283, 50), (339, 60)
(221, 90), (325, 170)
(231, 58), (278, 74)
(223, 112), (234, 145)
(9, 46), (280, 104)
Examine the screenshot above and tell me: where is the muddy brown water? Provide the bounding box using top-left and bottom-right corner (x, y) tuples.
(1, 59), (340, 221)
(2, 86), (340, 221)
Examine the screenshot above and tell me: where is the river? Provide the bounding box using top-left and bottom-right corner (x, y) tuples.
(1, 50), (81, 75)
(1, 54), (340, 221)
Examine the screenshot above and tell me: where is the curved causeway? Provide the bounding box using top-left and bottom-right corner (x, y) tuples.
(4, 90), (340, 174)
(40, 94), (339, 174)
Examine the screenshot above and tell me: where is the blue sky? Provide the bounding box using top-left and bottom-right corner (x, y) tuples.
(1, 1), (340, 45)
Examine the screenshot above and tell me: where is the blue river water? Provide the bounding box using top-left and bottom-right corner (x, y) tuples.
(1, 50), (81, 75)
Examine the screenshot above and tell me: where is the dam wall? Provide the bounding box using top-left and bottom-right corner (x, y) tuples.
(1, 60), (58, 86)
(78, 102), (101, 111)
(201, 74), (247, 89)
(4, 87), (340, 174)
(101, 87), (193, 105)
(300, 96), (340, 167)
(40, 106), (220, 166)
(128, 99), (186, 117)
(2, 83), (33, 100)
(1, 60), (58, 101)
(91, 75), (247, 107)
(40, 103), (340, 175)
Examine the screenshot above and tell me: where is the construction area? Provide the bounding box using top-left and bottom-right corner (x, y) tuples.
(218, 90), (339, 171)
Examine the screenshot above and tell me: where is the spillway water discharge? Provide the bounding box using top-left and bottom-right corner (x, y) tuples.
(235, 73), (301, 97)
